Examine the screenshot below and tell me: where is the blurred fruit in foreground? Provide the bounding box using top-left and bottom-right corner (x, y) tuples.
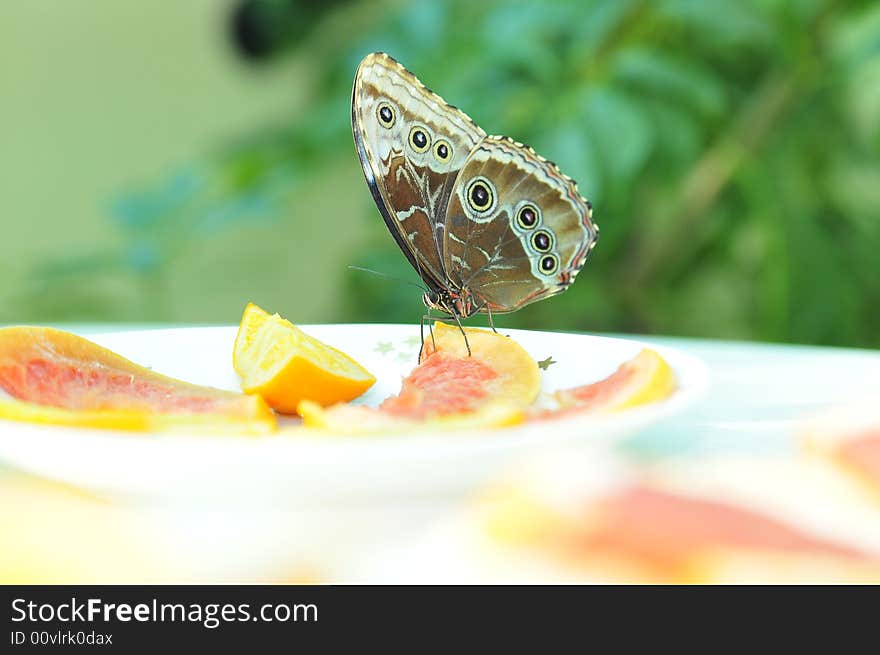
(233, 303), (375, 414)
(479, 455), (880, 583)
(802, 402), (880, 503)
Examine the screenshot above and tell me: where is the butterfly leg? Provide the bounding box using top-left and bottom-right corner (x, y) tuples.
(486, 305), (498, 334)
(450, 311), (472, 357)
(418, 309), (437, 362)
(421, 309), (470, 358)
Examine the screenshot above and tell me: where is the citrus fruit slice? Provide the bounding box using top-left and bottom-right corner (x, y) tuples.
(481, 455), (880, 583)
(532, 348), (675, 420)
(298, 322), (540, 433)
(397, 321), (541, 415)
(572, 486), (876, 582)
(834, 431), (880, 499)
(233, 303), (375, 414)
(801, 405), (880, 502)
(0, 398), (276, 434)
(551, 485), (880, 583)
(297, 399), (523, 434)
(0, 326), (275, 432)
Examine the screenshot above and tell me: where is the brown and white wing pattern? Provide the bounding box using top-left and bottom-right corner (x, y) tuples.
(351, 52), (486, 289)
(443, 136), (599, 313)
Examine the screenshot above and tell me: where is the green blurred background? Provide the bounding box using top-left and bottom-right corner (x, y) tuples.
(1, 0), (878, 347)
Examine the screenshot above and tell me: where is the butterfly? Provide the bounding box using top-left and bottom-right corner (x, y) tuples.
(351, 52), (598, 348)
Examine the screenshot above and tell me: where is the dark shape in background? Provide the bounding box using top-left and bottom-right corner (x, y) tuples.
(231, 0), (355, 61)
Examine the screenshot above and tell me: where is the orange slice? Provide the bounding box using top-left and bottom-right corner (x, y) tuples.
(0, 326), (275, 432)
(233, 303), (375, 414)
(298, 322), (539, 433)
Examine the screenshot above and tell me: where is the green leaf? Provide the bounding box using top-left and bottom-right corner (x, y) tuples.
(611, 47), (728, 117)
(644, 100), (704, 167)
(657, 0), (774, 50)
(580, 87), (653, 183)
(534, 126), (603, 205)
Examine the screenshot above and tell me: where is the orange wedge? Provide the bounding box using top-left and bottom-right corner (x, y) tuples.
(233, 303), (375, 414)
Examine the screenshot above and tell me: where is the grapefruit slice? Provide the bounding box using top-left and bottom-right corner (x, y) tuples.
(298, 322), (540, 433)
(485, 477), (880, 583)
(802, 406), (880, 502)
(384, 322), (540, 419)
(836, 431), (880, 498)
(531, 348), (676, 420)
(571, 486), (876, 582)
(233, 303), (376, 414)
(0, 326), (275, 433)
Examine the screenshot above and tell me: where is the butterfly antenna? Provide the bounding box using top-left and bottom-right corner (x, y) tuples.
(347, 266), (428, 292)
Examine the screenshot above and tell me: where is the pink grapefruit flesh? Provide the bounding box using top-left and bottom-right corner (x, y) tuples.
(0, 327), (275, 431)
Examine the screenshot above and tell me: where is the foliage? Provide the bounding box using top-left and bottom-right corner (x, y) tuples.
(13, 0), (880, 347)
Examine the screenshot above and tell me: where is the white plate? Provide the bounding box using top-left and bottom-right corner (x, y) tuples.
(0, 325), (708, 506)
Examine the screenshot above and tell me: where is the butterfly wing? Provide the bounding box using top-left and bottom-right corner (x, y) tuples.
(351, 52), (486, 291)
(443, 136), (599, 313)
